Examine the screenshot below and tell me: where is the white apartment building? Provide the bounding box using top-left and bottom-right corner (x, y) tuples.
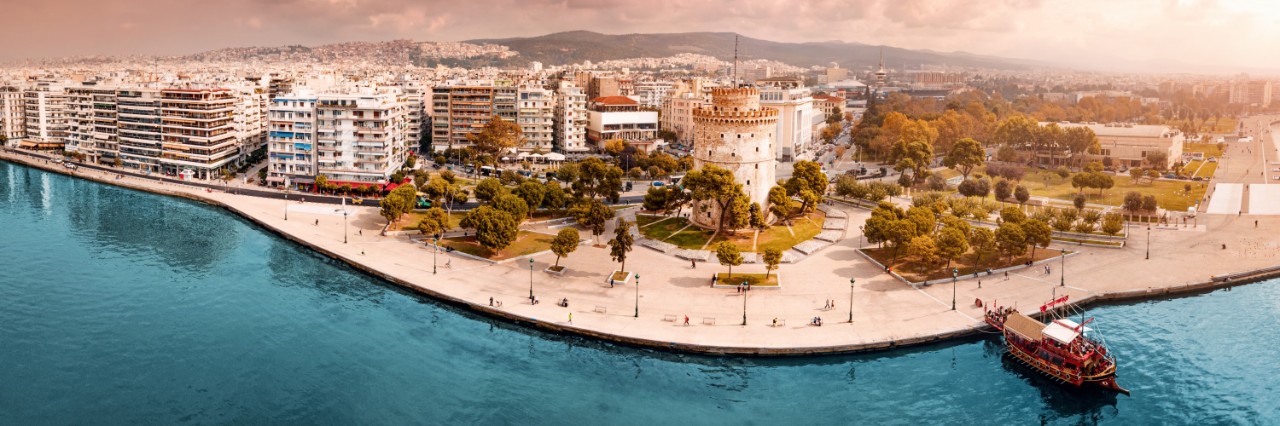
(65, 85), (119, 164)
(313, 91), (409, 186)
(22, 85), (69, 149)
(586, 96), (659, 151)
(553, 81), (589, 153)
(233, 86), (268, 156)
(115, 88), (164, 171)
(758, 80), (814, 161)
(517, 84), (554, 153)
(632, 81), (673, 108)
(266, 93), (318, 188)
(0, 86), (24, 145)
(159, 88), (240, 178)
(660, 92), (708, 146)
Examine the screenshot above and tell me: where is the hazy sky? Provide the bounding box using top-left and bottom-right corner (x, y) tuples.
(3, 0), (1279, 72)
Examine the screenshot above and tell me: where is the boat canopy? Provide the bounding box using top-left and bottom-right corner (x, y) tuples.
(1004, 312), (1044, 341)
(1042, 321), (1081, 344)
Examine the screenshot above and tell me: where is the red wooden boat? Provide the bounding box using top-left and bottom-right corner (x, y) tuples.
(984, 296), (1129, 395)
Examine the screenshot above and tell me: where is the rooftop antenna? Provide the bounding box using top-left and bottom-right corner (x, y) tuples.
(732, 34), (739, 88)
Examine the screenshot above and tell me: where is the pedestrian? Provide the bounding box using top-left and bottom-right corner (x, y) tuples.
(358, 229), (363, 236)
(314, 219), (319, 226)
(1005, 271), (1009, 281)
(683, 315), (689, 326)
(1256, 220), (1259, 228)
(489, 297), (493, 306)
(569, 313), (572, 324)
(361, 250), (365, 255)
(691, 259), (696, 269)
(609, 278), (614, 288)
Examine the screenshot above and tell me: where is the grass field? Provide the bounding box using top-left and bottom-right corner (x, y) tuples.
(399, 211), (466, 231)
(441, 231), (554, 260)
(1184, 142), (1226, 160)
(714, 272), (780, 287)
(1195, 162), (1218, 178)
(1181, 160), (1203, 175)
(1018, 168), (1206, 211)
(639, 211), (825, 252)
(861, 245), (1069, 282)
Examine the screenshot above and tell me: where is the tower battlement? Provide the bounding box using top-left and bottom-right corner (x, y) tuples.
(709, 87), (761, 110)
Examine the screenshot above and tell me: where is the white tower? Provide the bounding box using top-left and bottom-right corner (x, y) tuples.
(690, 87), (777, 230)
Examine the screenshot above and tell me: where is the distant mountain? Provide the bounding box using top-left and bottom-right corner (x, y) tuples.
(468, 31), (1038, 71)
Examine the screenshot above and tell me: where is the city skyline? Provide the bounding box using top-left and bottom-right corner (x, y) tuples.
(3, 0), (1280, 73)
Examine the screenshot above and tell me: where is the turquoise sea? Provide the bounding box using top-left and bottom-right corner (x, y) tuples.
(1, 160), (1276, 425)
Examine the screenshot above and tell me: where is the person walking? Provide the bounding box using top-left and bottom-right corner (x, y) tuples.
(568, 313), (573, 324)
(692, 260), (696, 269)
(684, 315), (689, 326)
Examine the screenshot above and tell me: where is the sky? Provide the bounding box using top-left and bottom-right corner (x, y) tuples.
(2, 0), (1279, 73)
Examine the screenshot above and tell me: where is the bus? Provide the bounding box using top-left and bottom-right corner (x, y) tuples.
(480, 165), (496, 177)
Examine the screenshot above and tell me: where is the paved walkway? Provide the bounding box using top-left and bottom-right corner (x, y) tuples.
(6, 147), (1280, 354)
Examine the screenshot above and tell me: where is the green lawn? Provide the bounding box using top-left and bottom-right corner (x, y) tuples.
(1195, 162), (1218, 178)
(708, 211), (825, 253)
(861, 246), (1070, 283)
(530, 209), (569, 221)
(635, 214), (664, 228)
(441, 231), (554, 260)
(400, 211), (466, 231)
(714, 272), (780, 287)
(666, 227), (716, 249)
(1184, 142), (1225, 160)
(610, 271), (632, 282)
(639, 216), (692, 240)
(1019, 168), (1206, 211)
(1181, 160), (1203, 175)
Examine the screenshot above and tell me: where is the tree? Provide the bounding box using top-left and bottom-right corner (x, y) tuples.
(567, 157), (624, 202)
(1022, 219), (1052, 259)
(603, 139), (626, 158)
(936, 227), (970, 271)
(1101, 213), (1125, 236)
(315, 174), (329, 193)
(1146, 151), (1169, 170)
(926, 173), (947, 191)
(906, 235), (939, 271)
(543, 183), (569, 210)
(379, 185), (417, 229)
(715, 241), (744, 279)
(767, 185), (795, 223)
(459, 206), (520, 251)
(762, 247), (782, 279)
(1073, 193), (1087, 210)
(512, 180), (546, 215)
(835, 175), (868, 199)
(684, 164), (747, 233)
(474, 178), (506, 204)
(1064, 126), (1100, 167)
(570, 198), (614, 243)
(1123, 191), (1144, 213)
(550, 228), (580, 269)
(969, 227), (996, 271)
(994, 179), (1012, 201)
(1141, 195), (1158, 212)
(1014, 185), (1030, 206)
(995, 222), (1027, 262)
(748, 202), (768, 230)
(466, 116), (522, 161)
(1000, 206), (1027, 224)
(643, 186), (672, 212)
(607, 219), (634, 272)
(889, 119), (937, 184)
(491, 193), (529, 221)
(943, 138), (985, 179)
(785, 161), (828, 214)
(1129, 167), (1145, 184)
(416, 207), (451, 237)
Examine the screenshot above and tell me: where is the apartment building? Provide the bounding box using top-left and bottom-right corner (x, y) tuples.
(158, 88), (240, 178)
(266, 93), (318, 188)
(233, 86), (268, 155)
(1, 86), (26, 145)
(314, 91), (409, 186)
(22, 85), (69, 149)
(65, 85), (118, 164)
(115, 88), (163, 171)
(632, 81), (673, 108)
(517, 84), (554, 153)
(430, 82), (494, 152)
(553, 81), (589, 153)
(660, 92), (708, 146)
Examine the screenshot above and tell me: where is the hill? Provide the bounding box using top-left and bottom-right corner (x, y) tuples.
(468, 31), (1034, 71)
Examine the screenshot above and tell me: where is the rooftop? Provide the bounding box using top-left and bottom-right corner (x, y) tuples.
(1048, 122), (1178, 138)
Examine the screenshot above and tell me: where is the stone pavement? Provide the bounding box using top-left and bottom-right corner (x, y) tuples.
(7, 148), (1280, 354)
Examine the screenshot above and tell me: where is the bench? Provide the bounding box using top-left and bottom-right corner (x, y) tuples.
(593, 305), (608, 314)
(770, 319), (787, 327)
(701, 317), (716, 326)
(662, 314), (677, 322)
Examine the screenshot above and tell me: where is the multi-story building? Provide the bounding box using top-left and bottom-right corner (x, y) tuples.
(586, 96), (659, 151)
(266, 93), (318, 188)
(553, 81), (589, 153)
(233, 86), (268, 155)
(314, 91), (409, 186)
(517, 84), (554, 153)
(0, 86), (24, 145)
(632, 81), (673, 108)
(64, 85), (118, 164)
(660, 92), (708, 146)
(159, 88), (240, 179)
(587, 77), (620, 100)
(812, 94), (845, 120)
(115, 88), (164, 171)
(1051, 122), (1184, 169)
(22, 85), (69, 149)
(398, 84), (427, 154)
(430, 82), (495, 152)
(758, 78), (814, 161)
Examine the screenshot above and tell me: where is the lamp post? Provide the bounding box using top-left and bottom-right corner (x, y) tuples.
(634, 273), (640, 318)
(742, 280), (749, 326)
(1059, 248), (1066, 287)
(342, 208), (349, 244)
(1146, 225), (1151, 260)
(858, 225), (865, 249)
(283, 188), (289, 221)
(848, 278), (855, 323)
(432, 235), (439, 275)
(951, 268), (958, 311)
(528, 258), (535, 302)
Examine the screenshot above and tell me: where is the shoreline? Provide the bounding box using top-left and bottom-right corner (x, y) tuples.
(5, 151), (1280, 357)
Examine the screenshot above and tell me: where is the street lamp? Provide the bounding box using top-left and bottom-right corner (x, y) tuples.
(848, 278), (855, 323)
(1059, 248), (1066, 287)
(951, 268), (958, 311)
(343, 207), (349, 244)
(528, 258), (535, 302)
(283, 188), (289, 221)
(432, 235), (439, 275)
(859, 225), (865, 249)
(634, 273), (640, 318)
(1146, 225), (1151, 260)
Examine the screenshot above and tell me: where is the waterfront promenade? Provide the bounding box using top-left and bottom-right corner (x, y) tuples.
(5, 147), (1280, 355)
